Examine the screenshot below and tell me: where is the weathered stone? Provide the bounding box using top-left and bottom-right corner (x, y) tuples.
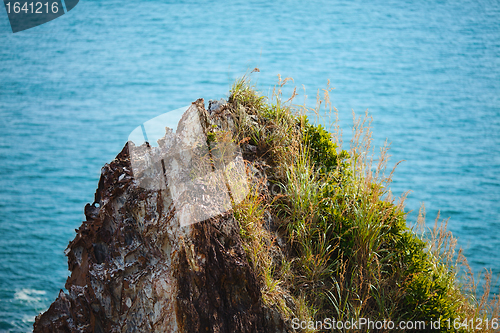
(34, 100), (289, 333)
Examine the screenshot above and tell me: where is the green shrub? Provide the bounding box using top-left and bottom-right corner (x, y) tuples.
(397, 231), (462, 331)
(302, 118), (349, 175)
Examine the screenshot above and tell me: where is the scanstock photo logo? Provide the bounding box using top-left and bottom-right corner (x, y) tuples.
(127, 103), (249, 227)
(3, 0), (78, 32)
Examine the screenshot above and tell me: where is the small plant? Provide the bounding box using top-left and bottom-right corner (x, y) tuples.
(228, 74), (267, 114)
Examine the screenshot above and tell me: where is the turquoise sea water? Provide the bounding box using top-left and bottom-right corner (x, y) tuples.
(1, 0), (499, 331)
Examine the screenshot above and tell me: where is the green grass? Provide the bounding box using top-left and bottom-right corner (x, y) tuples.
(225, 75), (499, 332)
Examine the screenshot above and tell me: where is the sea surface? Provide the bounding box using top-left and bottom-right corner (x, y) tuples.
(1, 0), (499, 331)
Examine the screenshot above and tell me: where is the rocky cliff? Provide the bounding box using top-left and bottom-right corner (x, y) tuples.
(33, 99), (288, 333)
(34, 79), (500, 332)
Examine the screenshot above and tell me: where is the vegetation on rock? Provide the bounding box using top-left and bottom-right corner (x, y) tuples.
(226, 74), (500, 332)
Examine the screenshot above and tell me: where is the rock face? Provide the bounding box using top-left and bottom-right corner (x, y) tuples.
(34, 100), (288, 333)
